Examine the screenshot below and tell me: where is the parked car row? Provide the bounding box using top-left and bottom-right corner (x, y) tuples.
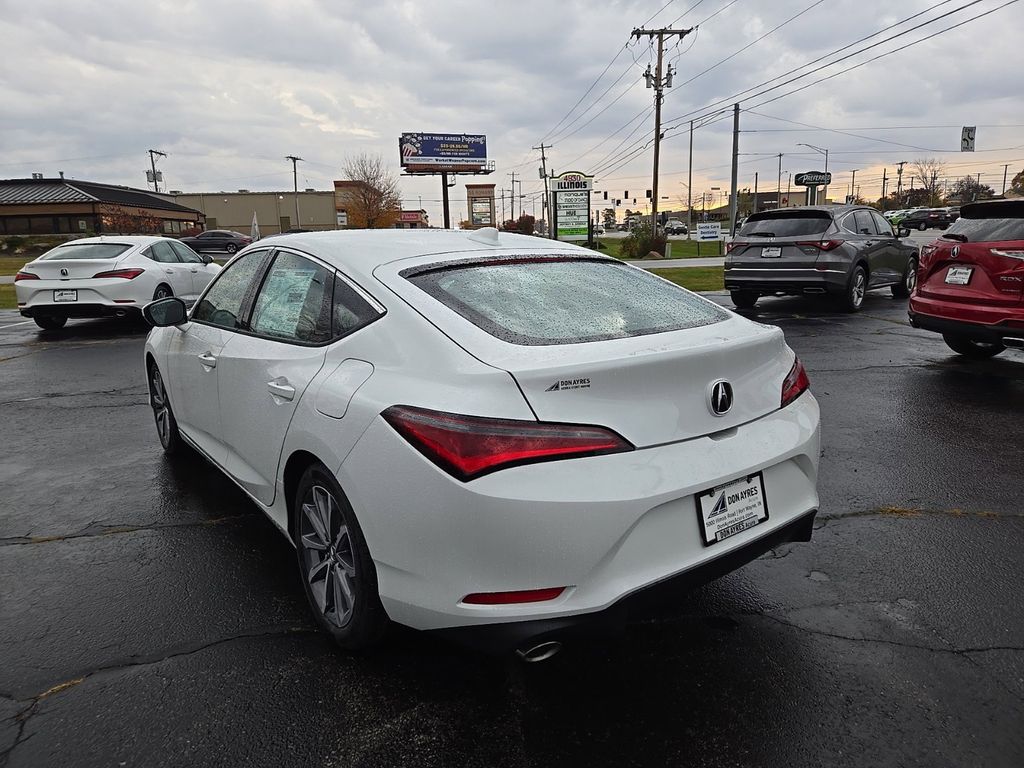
(884, 207), (960, 230)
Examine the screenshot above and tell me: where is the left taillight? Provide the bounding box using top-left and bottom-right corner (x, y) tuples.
(93, 268), (145, 280)
(14, 271), (39, 282)
(382, 405), (634, 481)
(781, 357), (810, 408)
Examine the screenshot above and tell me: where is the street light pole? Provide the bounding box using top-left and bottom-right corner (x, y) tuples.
(285, 155), (303, 227)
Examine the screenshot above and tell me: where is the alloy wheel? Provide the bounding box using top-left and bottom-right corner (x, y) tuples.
(299, 485), (357, 628)
(852, 271), (866, 308)
(149, 367), (171, 447)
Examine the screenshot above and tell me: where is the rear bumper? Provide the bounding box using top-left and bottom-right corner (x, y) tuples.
(724, 266), (847, 295)
(433, 508), (816, 654)
(909, 295), (1024, 342)
(19, 303), (142, 320)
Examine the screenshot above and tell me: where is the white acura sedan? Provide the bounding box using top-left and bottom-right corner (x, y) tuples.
(143, 229), (820, 658)
(15, 235), (220, 330)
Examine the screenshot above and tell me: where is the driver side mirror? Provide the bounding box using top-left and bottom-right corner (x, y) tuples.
(897, 227), (912, 238)
(201, 254), (214, 265)
(143, 297), (187, 327)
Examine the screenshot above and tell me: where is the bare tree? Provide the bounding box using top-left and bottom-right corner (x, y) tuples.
(340, 153), (402, 229)
(911, 158), (946, 205)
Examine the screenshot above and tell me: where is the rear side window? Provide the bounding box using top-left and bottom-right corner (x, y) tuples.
(405, 257), (728, 346)
(739, 211), (831, 238)
(946, 203), (1024, 242)
(332, 274), (380, 337)
(41, 243), (131, 260)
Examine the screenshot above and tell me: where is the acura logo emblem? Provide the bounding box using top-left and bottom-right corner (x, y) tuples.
(710, 380), (733, 416)
(951, 245), (960, 259)
(60, 268), (69, 276)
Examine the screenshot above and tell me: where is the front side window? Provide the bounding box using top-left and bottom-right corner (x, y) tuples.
(405, 257), (728, 346)
(870, 211), (894, 237)
(192, 250), (268, 330)
(249, 252), (332, 343)
(170, 240), (203, 263)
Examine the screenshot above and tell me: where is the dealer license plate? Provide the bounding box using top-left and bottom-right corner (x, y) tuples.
(53, 289), (77, 302)
(761, 246), (782, 258)
(696, 473), (769, 546)
(945, 266), (973, 285)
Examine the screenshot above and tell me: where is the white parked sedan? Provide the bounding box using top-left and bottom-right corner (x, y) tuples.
(15, 235), (220, 330)
(143, 228), (820, 659)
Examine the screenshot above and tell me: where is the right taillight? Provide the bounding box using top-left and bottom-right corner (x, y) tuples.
(781, 357), (810, 408)
(796, 239), (844, 251)
(382, 405), (634, 481)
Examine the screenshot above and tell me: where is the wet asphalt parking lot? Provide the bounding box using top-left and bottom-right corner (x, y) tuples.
(1, 284), (1023, 768)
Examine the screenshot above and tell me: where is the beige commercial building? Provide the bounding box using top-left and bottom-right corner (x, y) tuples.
(168, 190), (338, 235)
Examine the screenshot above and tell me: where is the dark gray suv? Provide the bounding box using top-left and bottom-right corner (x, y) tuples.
(724, 205), (918, 312)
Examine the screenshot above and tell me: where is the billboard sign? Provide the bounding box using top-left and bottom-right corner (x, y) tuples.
(400, 133), (487, 168)
(553, 172), (594, 241)
(794, 171), (831, 186)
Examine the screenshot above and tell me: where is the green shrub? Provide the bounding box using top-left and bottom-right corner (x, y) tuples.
(620, 224), (666, 259)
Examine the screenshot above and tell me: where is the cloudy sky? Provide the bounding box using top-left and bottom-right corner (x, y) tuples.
(2, 0), (1022, 225)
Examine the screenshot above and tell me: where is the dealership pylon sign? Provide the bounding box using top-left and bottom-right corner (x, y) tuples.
(551, 171), (594, 242)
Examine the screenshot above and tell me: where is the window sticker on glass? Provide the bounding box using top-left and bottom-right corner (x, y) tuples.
(251, 267), (323, 339)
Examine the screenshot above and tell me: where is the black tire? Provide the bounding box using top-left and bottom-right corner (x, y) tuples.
(148, 363), (183, 453)
(842, 265), (868, 312)
(34, 316), (67, 330)
(942, 334), (1005, 359)
(225, 243), (238, 254)
(153, 284), (173, 301)
(918, 222), (927, 231)
(293, 464), (387, 650)
(891, 257), (917, 298)
(730, 290), (759, 309)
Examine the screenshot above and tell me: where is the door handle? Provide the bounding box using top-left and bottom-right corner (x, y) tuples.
(190, 268), (199, 273)
(165, 268), (174, 274)
(197, 352), (217, 368)
(267, 379), (295, 401)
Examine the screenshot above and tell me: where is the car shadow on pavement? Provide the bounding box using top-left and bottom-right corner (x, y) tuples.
(28, 317), (150, 342)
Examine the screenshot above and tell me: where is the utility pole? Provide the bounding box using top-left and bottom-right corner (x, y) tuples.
(729, 103), (740, 236)
(1003, 164), (1009, 195)
(285, 155), (303, 227)
(687, 120), (694, 237)
(777, 153), (783, 209)
(753, 172), (758, 215)
(148, 149), (166, 192)
(533, 143), (553, 238)
(896, 161), (906, 206)
(850, 169), (858, 202)
(508, 171), (518, 220)
(632, 25), (694, 238)
(881, 168), (888, 207)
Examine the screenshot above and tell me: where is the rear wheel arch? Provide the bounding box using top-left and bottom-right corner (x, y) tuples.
(284, 450), (327, 542)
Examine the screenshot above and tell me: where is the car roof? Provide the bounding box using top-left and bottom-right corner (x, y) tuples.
(242, 228), (583, 282)
(50, 235), (165, 246)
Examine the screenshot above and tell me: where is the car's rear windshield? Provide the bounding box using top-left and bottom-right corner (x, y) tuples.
(738, 211), (831, 238)
(40, 243), (132, 260)
(944, 202), (1024, 242)
(404, 257), (728, 346)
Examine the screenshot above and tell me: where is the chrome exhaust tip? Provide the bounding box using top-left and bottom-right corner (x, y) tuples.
(515, 641), (562, 663)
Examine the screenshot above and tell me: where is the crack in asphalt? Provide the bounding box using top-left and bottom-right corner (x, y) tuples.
(0, 386), (146, 406)
(0, 514), (251, 547)
(0, 626), (316, 765)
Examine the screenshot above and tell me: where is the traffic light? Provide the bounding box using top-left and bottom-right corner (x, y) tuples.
(603, 191), (608, 200)
(646, 189), (652, 199)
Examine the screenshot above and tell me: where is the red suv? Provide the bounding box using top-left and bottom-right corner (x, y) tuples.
(908, 199), (1024, 358)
